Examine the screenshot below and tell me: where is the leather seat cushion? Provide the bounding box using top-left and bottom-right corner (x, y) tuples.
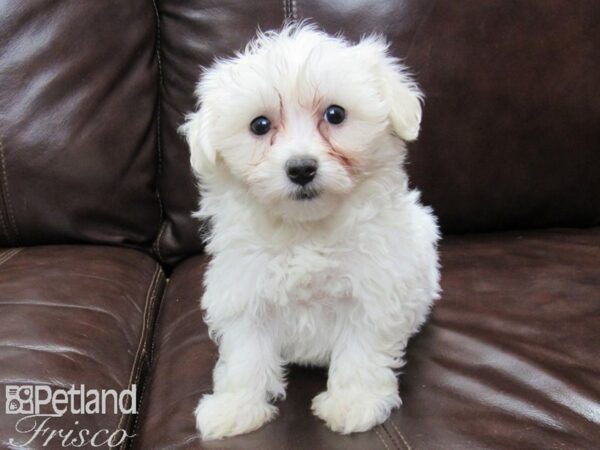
(133, 228), (600, 449)
(0, 245), (165, 449)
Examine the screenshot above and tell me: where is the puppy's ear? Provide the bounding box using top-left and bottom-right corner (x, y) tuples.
(180, 100), (217, 177)
(358, 36), (423, 141)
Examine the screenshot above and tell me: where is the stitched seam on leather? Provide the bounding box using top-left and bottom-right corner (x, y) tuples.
(115, 265), (162, 448)
(148, 278), (169, 362)
(0, 140), (11, 241)
(389, 419), (413, 450)
(381, 422), (404, 450)
(375, 426), (393, 450)
(150, 0), (166, 264)
(128, 277), (169, 449)
(0, 139), (12, 244)
(128, 371), (150, 450)
(114, 266), (157, 445)
(0, 139), (20, 243)
(118, 265), (163, 448)
(0, 248), (22, 268)
(0, 190), (8, 242)
(154, 221), (167, 263)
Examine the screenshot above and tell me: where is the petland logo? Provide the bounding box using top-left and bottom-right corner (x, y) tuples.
(5, 384), (137, 448)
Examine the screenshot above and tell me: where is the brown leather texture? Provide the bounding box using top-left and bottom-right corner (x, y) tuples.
(298, 0), (600, 234)
(133, 229), (600, 450)
(0, 245), (165, 449)
(0, 1), (161, 248)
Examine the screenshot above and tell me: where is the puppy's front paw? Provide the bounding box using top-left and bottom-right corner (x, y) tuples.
(311, 389), (401, 434)
(195, 392), (278, 440)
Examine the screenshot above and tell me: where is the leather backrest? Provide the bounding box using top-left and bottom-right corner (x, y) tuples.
(301, 0), (600, 234)
(2, 1), (598, 263)
(0, 0), (161, 248)
(155, 0), (600, 264)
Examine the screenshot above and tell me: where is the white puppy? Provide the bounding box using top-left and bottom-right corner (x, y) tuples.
(182, 24), (440, 440)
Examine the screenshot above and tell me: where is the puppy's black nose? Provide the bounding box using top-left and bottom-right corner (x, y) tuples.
(286, 157), (318, 186)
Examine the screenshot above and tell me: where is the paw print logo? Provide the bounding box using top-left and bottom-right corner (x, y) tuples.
(5, 386), (34, 414)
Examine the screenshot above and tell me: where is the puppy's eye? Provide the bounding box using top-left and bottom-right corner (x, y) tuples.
(250, 116), (271, 135)
(324, 105), (346, 125)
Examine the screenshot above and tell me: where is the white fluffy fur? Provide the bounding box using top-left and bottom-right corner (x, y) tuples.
(182, 24), (440, 440)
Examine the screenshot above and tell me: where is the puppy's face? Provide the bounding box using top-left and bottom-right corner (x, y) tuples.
(184, 25), (422, 221)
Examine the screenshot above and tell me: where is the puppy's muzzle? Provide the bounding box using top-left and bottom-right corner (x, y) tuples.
(286, 157), (317, 186)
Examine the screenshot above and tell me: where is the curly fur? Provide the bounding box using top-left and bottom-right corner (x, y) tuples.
(182, 23), (440, 440)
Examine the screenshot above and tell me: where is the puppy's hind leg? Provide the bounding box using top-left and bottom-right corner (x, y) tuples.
(195, 318), (285, 440)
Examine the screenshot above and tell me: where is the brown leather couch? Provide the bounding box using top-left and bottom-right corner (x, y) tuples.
(1, 1), (599, 449)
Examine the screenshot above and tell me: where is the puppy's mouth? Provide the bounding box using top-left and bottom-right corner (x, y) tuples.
(292, 186), (320, 201)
